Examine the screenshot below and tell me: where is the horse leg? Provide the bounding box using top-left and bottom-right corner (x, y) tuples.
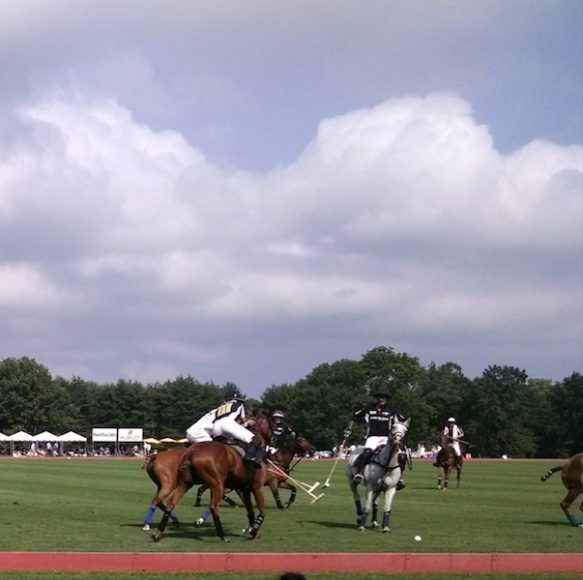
(456, 465), (462, 488)
(561, 488), (583, 527)
(443, 466), (450, 489)
(269, 479), (285, 510)
(151, 483), (189, 542)
(209, 482), (228, 542)
(357, 489), (374, 531)
(195, 484), (207, 507)
(283, 482), (297, 509)
(143, 489), (179, 531)
(372, 493), (380, 528)
(247, 484), (266, 538)
(382, 486), (397, 533)
(437, 466), (444, 490)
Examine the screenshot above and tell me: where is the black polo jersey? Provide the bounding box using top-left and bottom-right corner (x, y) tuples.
(352, 403), (398, 438)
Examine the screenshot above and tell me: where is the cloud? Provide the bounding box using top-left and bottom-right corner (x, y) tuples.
(0, 90), (581, 391)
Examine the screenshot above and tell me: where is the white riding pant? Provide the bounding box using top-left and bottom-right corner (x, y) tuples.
(212, 417), (255, 444)
(364, 435), (388, 450)
(186, 418), (214, 444)
(450, 442), (462, 457)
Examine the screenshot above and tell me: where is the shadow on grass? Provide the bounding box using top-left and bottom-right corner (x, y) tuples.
(528, 519), (570, 527)
(300, 520), (356, 530)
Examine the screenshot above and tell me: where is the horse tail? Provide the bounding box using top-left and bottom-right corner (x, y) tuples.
(541, 465), (563, 482)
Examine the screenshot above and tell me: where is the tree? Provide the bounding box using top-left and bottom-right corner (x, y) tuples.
(464, 365), (536, 457)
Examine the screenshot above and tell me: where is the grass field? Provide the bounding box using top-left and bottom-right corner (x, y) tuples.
(0, 456), (581, 554)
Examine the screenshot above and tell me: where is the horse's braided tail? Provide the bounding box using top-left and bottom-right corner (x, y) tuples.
(541, 465), (563, 482)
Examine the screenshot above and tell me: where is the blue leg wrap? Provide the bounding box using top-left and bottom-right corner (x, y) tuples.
(144, 503), (157, 525)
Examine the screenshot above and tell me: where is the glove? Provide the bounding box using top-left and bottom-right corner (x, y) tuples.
(343, 428), (352, 440)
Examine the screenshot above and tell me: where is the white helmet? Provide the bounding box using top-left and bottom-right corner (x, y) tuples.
(448, 417), (456, 423)
(272, 410), (285, 419)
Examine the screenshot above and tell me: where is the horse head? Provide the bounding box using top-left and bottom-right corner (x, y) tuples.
(288, 436), (315, 457)
(249, 413), (272, 445)
(390, 417), (410, 449)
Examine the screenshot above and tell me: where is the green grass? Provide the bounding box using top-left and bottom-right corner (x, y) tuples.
(0, 457), (581, 553)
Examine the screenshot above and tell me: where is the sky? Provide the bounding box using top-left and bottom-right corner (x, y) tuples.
(0, 1), (582, 398)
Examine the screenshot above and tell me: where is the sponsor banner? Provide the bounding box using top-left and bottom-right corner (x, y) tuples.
(118, 428), (143, 443)
(92, 428), (117, 442)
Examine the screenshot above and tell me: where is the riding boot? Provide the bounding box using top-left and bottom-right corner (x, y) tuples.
(244, 437), (264, 468)
(352, 448), (373, 484)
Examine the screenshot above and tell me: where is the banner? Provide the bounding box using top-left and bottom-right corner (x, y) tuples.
(118, 428), (143, 443)
(92, 428), (117, 442)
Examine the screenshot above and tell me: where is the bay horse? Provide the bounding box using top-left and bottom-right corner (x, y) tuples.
(541, 452), (583, 527)
(194, 435), (316, 512)
(152, 414), (271, 542)
(347, 417), (410, 532)
(435, 445), (463, 489)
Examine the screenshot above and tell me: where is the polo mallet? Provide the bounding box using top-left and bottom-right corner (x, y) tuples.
(266, 459), (324, 503)
(322, 438), (347, 489)
(266, 461), (320, 492)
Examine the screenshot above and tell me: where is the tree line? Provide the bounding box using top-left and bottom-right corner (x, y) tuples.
(0, 347), (580, 458)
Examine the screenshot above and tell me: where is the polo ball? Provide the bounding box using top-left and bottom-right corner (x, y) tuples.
(414, 535), (422, 541)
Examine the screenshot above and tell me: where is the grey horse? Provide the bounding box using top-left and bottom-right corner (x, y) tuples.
(347, 417), (410, 532)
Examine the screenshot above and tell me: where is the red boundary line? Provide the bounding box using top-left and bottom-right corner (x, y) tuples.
(0, 552), (582, 573)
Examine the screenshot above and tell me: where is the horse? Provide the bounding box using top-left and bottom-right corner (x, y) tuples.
(141, 447), (188, 531)
(195, 435), (315, 512)
(435, 445), (463, 489)
(541, 452), (583, 527)
(152, 414), (272, 542)
(347, 417), (410, 533)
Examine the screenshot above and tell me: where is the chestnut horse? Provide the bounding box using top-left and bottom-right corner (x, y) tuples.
(152, 414), (271, 542)
(541, 452), (583, 527)
(142, 447), (188, 531)
(435, 445), (463, 489)
(195, 435), (315, 512)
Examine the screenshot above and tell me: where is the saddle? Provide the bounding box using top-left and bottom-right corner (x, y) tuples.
(213, 436), (246, 458)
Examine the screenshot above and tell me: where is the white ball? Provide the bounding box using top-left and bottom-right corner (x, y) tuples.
(414, 535), (422, 541)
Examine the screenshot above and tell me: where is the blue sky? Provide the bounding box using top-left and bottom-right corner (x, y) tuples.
(0, 1), (581, 397)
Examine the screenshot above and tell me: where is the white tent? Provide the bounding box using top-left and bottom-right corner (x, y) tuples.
(58, 431), (87, 442)
(32, 431), (59, 441)
(8, 430), (33, 441)
(7, 430), (33, 455)
(0, 432), (8, 441)
(58, 431), (87, 455)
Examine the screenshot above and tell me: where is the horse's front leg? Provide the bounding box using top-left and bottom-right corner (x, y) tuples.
(381, 486), (397, 533)
(151, 483), (189, 542)
(357, 488), (374, 531)
(371, 493), (381, 528)
(247, 485), (266, 538)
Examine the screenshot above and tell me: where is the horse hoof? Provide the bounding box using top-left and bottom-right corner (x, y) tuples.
(151, 534), (161, 543)
(372, 521), (379, 528)
(142, 524), (150, 532)
(195, 518), (205, 527)
(382, 527), (391, 533)
(358, 526), (366, 531)
(171, 520), (180, 528)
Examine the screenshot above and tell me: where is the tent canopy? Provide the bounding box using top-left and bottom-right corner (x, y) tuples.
(8, 430), (33, 441)
(0, 432), (8, 441)
(58, 431), (87, 442)
(32, 431), (59, 441)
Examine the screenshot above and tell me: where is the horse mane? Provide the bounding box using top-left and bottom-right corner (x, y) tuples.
(249, 413), (271, 445)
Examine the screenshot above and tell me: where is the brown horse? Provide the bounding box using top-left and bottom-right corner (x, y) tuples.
(142, 447), (188, 531)
(152, 414), (272, 542)
(435, 446), (463, 489)
(541, 452), (583, 527)
(195, 435), (316, 511)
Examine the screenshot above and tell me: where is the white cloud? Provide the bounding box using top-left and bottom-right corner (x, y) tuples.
(0, 90), (581, 391)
